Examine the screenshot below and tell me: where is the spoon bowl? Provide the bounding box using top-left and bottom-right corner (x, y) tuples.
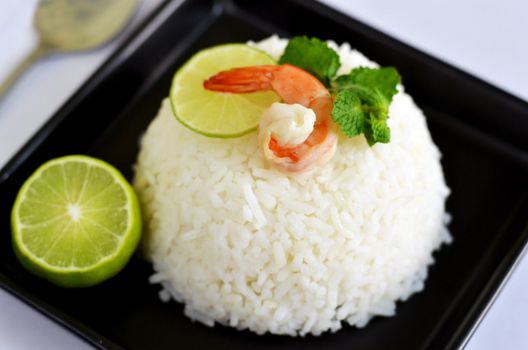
(0, 0), (138, 97)
(35, 0), (138, 52)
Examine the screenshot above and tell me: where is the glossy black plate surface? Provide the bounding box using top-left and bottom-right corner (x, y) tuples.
(1, 0), (528, 349)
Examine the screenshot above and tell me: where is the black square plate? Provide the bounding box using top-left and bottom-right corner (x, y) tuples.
(1, 1), (528, 349)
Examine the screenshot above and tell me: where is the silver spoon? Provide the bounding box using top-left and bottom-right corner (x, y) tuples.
(0, 0), (138, 97)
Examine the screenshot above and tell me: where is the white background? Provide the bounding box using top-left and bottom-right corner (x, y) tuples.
(1, 0), (527, 349)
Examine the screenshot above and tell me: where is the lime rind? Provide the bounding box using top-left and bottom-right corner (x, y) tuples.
(169, 43), (280, 138)
(11, 155), (142, 287)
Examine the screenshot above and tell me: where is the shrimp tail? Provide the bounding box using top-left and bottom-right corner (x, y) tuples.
(203, 65), (277, 93)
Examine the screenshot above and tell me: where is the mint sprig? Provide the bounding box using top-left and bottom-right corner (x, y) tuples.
(279, 37), (401, 146)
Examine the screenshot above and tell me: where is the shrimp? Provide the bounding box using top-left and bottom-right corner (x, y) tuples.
(204, 64), (338, 173)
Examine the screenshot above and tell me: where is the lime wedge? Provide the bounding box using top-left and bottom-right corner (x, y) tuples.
(170, 44), (280, 138)
(11, 155), (142, 287)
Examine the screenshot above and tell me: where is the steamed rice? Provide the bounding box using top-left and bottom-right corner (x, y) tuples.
(133, 35), (451, 336)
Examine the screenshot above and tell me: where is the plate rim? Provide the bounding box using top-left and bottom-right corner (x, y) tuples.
(1, 0), (528, 349)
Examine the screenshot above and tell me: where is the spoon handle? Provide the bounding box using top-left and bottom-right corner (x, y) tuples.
(0, 41), (50, 98)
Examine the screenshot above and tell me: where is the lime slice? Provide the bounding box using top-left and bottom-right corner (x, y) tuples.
(11, 155), (142, 287)
(170, 44), (280, 138)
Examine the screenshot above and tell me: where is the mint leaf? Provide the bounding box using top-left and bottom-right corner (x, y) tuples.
(332, 89), (364, 137)
(279, 36), (340, 86)
(365, 111), (391, 146)
(331, 67), (399, 146)
(333, 67), (400, 102)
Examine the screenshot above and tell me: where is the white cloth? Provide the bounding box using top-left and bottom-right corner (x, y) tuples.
(1, 0), (527, 349)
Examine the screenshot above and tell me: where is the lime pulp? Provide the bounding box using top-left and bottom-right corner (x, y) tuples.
(11, 155), (142, 287)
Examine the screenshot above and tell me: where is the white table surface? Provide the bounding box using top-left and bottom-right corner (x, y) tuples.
(1, 0), (527, 349)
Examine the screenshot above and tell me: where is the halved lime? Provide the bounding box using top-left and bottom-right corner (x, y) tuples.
(11, 155), (142, 287)
(170, 44), (280, 138)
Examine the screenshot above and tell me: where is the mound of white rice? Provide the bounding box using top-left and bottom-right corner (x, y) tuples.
(133, 36), (451, 336)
